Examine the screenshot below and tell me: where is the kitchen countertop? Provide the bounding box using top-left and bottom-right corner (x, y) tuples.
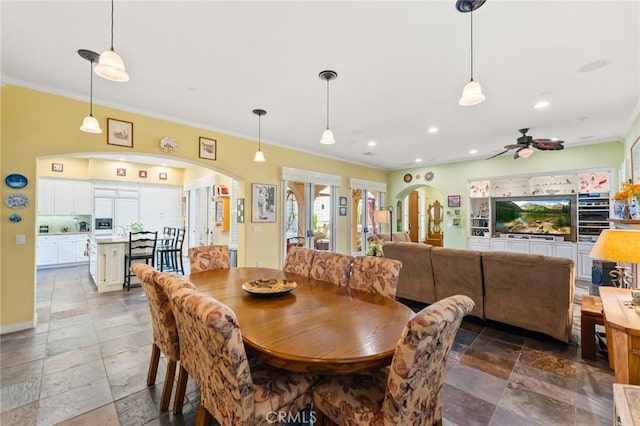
(38, 232), (92, 236)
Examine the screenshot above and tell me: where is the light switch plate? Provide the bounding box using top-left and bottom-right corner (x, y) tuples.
(16, 234), (26, 245)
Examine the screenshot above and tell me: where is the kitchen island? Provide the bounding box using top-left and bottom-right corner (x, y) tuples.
(88, 235), (127, 293)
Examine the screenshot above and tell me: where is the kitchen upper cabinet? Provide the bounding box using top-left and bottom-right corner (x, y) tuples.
(37, 179), (55, 214)
(54, 180), (92, 215)
(39, 179), (92, 215)
(139, 186), (182, 233)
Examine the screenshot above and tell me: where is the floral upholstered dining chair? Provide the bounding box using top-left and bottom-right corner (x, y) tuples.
(130, 264), (196, 414)
(349, 256), (402, 299)
(308, 251), (354, 286)
(163, 280), (317, 426)
(188, 245), (230, 273)
(282, 246), (317, 276)
(313, 295), (474, 426)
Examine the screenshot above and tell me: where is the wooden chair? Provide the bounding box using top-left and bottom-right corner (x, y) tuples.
(308, 251), (354, 286)
(163, 279), (317, 426)
(157, 228), (186, 275)
(130, 264), (195, 413)
(282, 246), (317, 276)
(188, 245), (230, 273)
(313, 295), (474, 426)
(348, 256), (402, 299)
(124, 231), (158, 291)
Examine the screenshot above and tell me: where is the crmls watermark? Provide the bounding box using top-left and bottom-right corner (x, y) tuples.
(266, 410), (317, 424)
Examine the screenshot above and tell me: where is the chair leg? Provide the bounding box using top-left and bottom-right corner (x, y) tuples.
(196, 403), (213, 426)
(147, 344), (161, 385)
(178, 253), (184, 275)
(173, 365), (189, 414)
(160, 360), (177, 411)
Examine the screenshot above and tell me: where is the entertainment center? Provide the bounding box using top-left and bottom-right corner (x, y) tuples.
(466, 169), (613, 280)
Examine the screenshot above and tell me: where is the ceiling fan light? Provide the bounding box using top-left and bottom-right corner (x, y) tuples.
(320, 128), (336, 145)
(95, 50), (129, 82)
(80, 115), (103, 134)
(458, 80), (485, 106)
(518, 147), (534, 158)
(253, 149), (266, 162)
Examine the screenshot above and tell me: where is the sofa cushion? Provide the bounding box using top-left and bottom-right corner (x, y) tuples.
(378, 232), (411, 243)
(382, 242), (436, 304)
(431, 247), (484, 319)
(482, 251), (574, 342)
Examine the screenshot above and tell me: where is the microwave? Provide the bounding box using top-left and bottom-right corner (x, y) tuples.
(95, 218), (113, 234)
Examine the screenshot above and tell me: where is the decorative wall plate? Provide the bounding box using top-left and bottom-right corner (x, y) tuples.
(160, 136), (178, 152)
(415, 174), (420, 180)
(9, 214), (22, 223)
(5, 193), (29, 209)
(403, 173), (412, 183)
(5, 174), (28, 189)
(425, 171), (435, 181)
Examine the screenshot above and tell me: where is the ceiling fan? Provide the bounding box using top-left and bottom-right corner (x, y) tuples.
(488, 128), (565, 159)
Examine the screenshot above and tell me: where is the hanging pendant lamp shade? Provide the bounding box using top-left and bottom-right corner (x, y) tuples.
(253, 109), (266, 162)
(78, 49), (103, 134)
(95, 0), (129, 82)
(458, 7), (485, 106)
(319, 70), (337, 144)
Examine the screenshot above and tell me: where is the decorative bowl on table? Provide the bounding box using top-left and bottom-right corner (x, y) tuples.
(242, 278), (297, 295)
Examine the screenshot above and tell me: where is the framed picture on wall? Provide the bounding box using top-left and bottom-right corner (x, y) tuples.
(339, 196), (347, 206)
(107, 118), (133, 148)
(339, 206), (347, 216)
(199, 137), (217, 160)
(447, 195), (461, 207)
(252, 183), (276, 223)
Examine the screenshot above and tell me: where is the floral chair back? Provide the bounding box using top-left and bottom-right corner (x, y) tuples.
(282, 246), (317, 276)
(383, 295), (474, 424)
(349, 256), (402, 299)
(313, 295), (474, 426)
(163, 280), (316, 425)
(309, 251), (355, 286)
(188, 245), (230, 273)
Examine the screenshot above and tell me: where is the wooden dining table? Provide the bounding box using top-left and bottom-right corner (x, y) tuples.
(189, 267), (416, 374)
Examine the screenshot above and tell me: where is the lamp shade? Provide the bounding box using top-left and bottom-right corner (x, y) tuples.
(458, 80), (485, 106)
(253, 150), (266, 162)
(518, 147), (534, 158)
(320, 128), (335, 145)
(374, 210), (390, 224)
(589, 229), (640, 264)
(95, 50), (129, 82)
(80, 115), (103, 134)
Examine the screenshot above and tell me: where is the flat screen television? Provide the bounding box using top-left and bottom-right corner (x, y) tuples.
(494, 198), (573, 236)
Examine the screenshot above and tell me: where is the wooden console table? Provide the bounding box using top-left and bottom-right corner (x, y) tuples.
(600, 287), (640, 385)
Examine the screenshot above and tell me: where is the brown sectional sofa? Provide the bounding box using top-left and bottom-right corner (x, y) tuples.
(377, 232), (412, 242)
(382, 242), (575, 342)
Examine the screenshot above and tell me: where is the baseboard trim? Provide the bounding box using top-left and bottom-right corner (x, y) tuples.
(0, 317), (37, 335)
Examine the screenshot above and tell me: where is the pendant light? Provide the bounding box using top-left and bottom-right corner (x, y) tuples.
(95, 0), (129, 82)
(319, 70), (337, 144)
(253, 109), (266, 162)
(78, 49), (102, 134)
(457, 0), (486, 106)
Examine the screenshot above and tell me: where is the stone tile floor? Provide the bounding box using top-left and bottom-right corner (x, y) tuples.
(1, 266), (613, 425)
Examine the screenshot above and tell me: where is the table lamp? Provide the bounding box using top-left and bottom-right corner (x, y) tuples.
(374, 208), (392, 240)
(589, 229), (640, 289)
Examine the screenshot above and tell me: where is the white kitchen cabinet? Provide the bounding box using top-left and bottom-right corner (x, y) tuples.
(554, 243), (577, 263)
(139, 186), (182, 233)
(508, 239), (529, 254)
(89, 237), (125, 292)
(37, 179), (55, 215)
(37, 236), (58, 266)
(95, 197), (114, 218)
(114, 198), (139, 230)
(58, 236), (77, 263)
(54, 180), (92, 215)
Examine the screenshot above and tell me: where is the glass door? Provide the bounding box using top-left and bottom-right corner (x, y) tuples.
(349, 178), (387, 256)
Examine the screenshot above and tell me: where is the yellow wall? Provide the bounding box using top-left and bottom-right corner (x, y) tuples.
(1, 85), (387, 330)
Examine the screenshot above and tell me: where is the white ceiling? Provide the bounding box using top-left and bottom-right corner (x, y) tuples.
(2, 1), (639, 170)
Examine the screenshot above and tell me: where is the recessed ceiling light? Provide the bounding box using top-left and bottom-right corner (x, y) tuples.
(428, 126), (439, 134)
(368, 140), (376, 147)
(469, 149), (478, 154)
(416, 158), (423, 163)
(161, 163), (168, 167)
(551, 138), (560, 141)
(118, 158), (126, 162)
(534, 101), (550, 109)
(579, 59), (610, 73)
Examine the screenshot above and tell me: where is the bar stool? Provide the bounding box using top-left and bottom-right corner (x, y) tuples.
(124, 231), (158, 291)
